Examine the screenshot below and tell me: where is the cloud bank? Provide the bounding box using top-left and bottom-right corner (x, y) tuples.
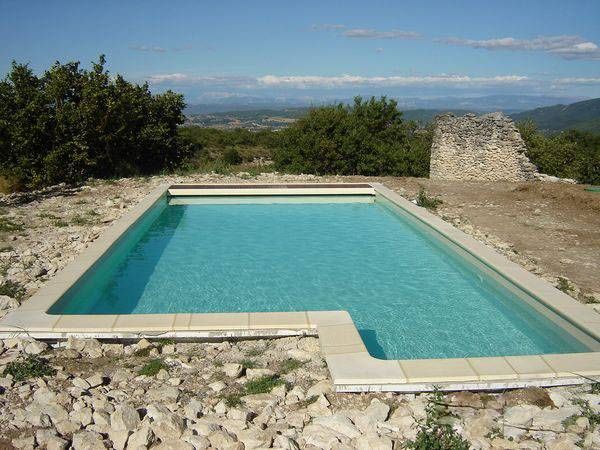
(438, 35), (600, 60)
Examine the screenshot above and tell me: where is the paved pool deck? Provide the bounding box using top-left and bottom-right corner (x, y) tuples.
(1, 182), (599, 392)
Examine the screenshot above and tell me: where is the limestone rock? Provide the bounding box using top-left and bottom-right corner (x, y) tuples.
(430, 112), (538, 182)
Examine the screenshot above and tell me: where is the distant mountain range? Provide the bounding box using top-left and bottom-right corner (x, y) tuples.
(185, 94), (583, 115)
(184, 96), (600, 133)
(510, 98), (600, 133)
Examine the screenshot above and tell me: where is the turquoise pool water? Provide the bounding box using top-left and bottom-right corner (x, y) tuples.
(49, 195), (591, 359)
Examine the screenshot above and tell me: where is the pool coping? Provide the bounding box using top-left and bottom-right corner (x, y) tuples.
(1, 182), (599, 392)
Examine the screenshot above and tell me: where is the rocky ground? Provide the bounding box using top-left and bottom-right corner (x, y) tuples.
(1, 172), (600, 449)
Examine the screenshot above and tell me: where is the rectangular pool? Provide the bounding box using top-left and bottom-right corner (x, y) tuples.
(48, 193), (593, 360)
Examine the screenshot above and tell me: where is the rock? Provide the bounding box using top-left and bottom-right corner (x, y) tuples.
(246, 368), (275, 379)
(110, 404), (140, 431)
(314, 414), (361, 438)
(154, 440), (194, 450)
(354, 433), (393, 450)
(307, 394), (332, 417)
(147, 405), (184, 441)
(70, 407), (93, 426)
(147, 385), (179, 402)
(209, 380), (227, 392)
(504, 387), (555, 408)
(546, 436), (581, 450)
(156, 368), (169, 380)
(236, 428), (273, 449)
(301, 424), (340, 448)
(503, 404), (541, 426)
(108, 429), (129, 450)
(449, 391), (486, 409)
(208, 430), (238, 448)
(12, 435), (35, 449)
(306, 380), (332, 397)
(72, 377), (91, 389)
(72, 430), (106, 449)
(532, 406), (580, 432)
(86, 372), (105, 388)
(0, 295), (19, 310)
(55, 419), (81, 436)
(183, 435), (211, 449)
(24, 340), (48, 355)
(354, 398), (390, 433)
(184, 398), (204, 420)
(46, 436), (69, 450)
(223, 363), (243, 378)
(127, 426), (153, 449)
(273, 435), (300, 450)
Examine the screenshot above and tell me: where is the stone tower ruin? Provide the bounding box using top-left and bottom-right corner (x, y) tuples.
(430, 112), (538, 182)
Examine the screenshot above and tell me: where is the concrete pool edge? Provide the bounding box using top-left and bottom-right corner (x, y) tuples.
(0, 182), (599, 392)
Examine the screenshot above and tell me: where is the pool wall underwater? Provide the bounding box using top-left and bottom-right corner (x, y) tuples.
(2, 182), (600, 392)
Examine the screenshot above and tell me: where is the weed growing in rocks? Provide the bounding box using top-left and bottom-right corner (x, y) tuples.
(572, 398), (600, 428)
(407, 389), (470, 450)
(280, 358), (306, 374)
(133, 346), (153, 357)
(557, 277), (573, 293)
(416, 188), (442, 210)
(0, 279), (25, 300)
(245, 347), (266, 357)
(222, 393), (243, 407)
(240, 359), (260, 369)
(138, 359), (167, 376)
(0, 216), (24, 233)
(244, 375), (285, 395)
(0, 245), (14, 253)
(5, 355), (55, 381)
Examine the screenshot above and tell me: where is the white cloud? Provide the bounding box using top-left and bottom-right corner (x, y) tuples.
(343, 28), (420, 39)
(312, 24), (420, 40)
(146, 72), (600, 92)
(256, 74), (529, 89)
(553, 77), (600, 85)
(438, 35), (600, 60)
(130, 45), (167, 53)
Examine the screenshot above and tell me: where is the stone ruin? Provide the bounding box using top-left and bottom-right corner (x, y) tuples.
(430, 112), (539, 182)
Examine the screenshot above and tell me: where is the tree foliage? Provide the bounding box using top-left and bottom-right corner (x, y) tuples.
(0, 56), (188, 189)
(518, 120), (600, 184)
(273, 96), (432, 177)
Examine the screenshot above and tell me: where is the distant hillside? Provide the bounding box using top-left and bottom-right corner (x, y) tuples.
(511, 98), (600, 133)
(401, 109), (473, 124)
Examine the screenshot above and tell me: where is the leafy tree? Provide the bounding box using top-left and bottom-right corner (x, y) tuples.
(518, 120), (600, 184)
(273, 96), (432, 176)
(0, 56), (188, 190)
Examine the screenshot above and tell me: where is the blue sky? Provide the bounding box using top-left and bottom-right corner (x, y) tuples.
(2, 0), (600, 104)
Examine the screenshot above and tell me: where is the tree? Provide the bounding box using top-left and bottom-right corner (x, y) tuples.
(0, 56), (189, 190)
(274, 96), (432, 177)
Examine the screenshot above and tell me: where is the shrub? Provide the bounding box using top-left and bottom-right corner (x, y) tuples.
(274, 96), (432, 177)
(518, 120), (600, 184)
(416, 188), (442, 210)
(222, 147), (243, 165)
(5, 355), (55, 381)
(244, 375), (284, 394)
(407, 389), (470, 450)
(0, 279), (25, 300)
(0, 56), (189, 190)
(138, 359), (167, 376)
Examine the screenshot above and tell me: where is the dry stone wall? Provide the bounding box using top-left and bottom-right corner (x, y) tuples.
(430, 112), (539, 182)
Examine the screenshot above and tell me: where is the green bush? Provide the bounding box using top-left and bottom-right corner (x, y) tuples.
(0, 56), (189, 190)
(407, 390), (470, 450)
(244, 375), (284, 394)
(138, 358), (167, 376)
(5, 355), (55, 381)
(273, 96), (432, 177)
(518, 120), (600, 184)
(222, 147), (243, 165)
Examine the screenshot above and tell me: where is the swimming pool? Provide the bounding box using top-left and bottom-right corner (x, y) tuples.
(47, 191), (592, 360)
